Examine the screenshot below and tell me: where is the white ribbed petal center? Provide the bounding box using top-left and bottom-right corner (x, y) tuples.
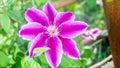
(47, 25), (59, 37)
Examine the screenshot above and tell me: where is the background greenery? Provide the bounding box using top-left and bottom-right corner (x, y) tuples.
(0, 0), (110, 68)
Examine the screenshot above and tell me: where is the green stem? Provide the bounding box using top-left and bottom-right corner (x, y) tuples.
(90, 39), (103, 48)
(32, 0), (36, 8)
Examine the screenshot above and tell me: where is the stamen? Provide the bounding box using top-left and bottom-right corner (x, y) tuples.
(47, 25), (59, 37)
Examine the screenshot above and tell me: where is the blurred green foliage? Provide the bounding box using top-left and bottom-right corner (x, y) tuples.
(0, 0), (110, 68)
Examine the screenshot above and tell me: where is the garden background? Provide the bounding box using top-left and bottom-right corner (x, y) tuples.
(0, 0), (111, 68)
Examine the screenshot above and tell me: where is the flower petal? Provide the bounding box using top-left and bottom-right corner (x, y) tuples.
(29, 33), (48, 57)
(19, 23), (46, 40)
(59, 37), (80, 59)
(91, 28), (101, 40)
(59, 21), (89, 38)
(43, 2), (57, 24)
(81, 33), (96, 40)
(81, 33), (89, 38)
(54, 12), (75, 26)
(45, 37), (62, 68)
(82, 28), (101, 40)
(89, 35), (96, 40)
(25, 8), (49, 26)
(91, 28), (101, 35)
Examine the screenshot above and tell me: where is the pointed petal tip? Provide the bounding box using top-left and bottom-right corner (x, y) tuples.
(80, 21), (89, 28)
(92, 28), (102, 34)
(25, 8), (35, 16)
(45, 2), (51, 5)
(45, 2), (54, 7)
(75, 55), (81, 59)
(78, 21), (89, 34)
(19, 29), (31, 40)
(59, 21), (89, 38)
(59, 37), (80, 60)
(68, 53), (80, 60)
(45, 37), (63, 68)
(43, 2), (57, 23)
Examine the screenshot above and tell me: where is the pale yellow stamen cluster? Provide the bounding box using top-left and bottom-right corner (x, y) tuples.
(47, 25), (59, 37)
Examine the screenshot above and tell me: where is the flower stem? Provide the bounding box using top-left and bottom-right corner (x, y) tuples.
(90, 39), (102, 48)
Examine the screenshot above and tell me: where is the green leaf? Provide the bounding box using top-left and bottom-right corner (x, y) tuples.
(60, 55), (80, 67)
(0, 13), (11, 33)
(34, 47), (50, 56)
(0, 51), (10, 67)
(86, 0), (96, 9)
(21, 56), (41, 68)
(106, 0), (113, 2)
(83, 46), (93, 59)
(22, 1), (32, 11)
(8, 10), (25, 23)
(60, 56), (74, 67)
(35, 0), (47, 7)
(30, 61), (41, 68)
(7, 0), (13, 7)
(79, 58), (87, 66)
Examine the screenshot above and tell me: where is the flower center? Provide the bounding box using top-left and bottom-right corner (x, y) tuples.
(85, 31), (92, 36)
(47, 25), (59, 37)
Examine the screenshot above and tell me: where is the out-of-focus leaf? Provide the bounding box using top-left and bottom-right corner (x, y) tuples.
(60, 55), (81, 68)
(0, 13), (11, 33)
(22, 1), (32, 12)
(79, 58), (87, 66)
(86, 0), (96, 9)
(30, 61), (41, 68)
(0, 51), (10, 67)
(83, 46), (93, 59)
(21, 56), (41, 68)
(39, 54), (48, 64)
(7, 0), (13, 7)
(34, 47), (50, 56)
(8, 55), (15, 64)
(106, 0), (113, 2)
(12, 52), (22, 68)
(35, 0), (46, 7)
(8, 10), (25, 23)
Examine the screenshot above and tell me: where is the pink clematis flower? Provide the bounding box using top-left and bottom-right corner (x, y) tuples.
(19, 2), (88, 68)
(82, 28), (101, 40)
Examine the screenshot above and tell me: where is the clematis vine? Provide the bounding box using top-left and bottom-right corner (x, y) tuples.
(19, 2), (88, 68)
(82, 28), (101, 40)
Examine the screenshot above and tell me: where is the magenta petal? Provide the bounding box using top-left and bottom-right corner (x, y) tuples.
(89, 35), (96, 40)
(54, 12), (75, 26)
(91, 28), (101, 40)
(81, 28), (101, 40)
(25, 8), (49, 26)
(60, 37), (80, 59)
(45, 37), (62, 68)
(59, 21), (89, 38)
(81, 33), (96, 40)
(19, 23), (46, 40)
(81, 33), (89, 38)
(43, 2), (57, 23)
(29, 33), (48, 57)
(92, 28), (101, 35)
